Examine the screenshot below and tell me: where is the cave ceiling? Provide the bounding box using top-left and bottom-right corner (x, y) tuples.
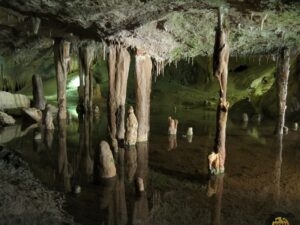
(0, 0), (299, 63)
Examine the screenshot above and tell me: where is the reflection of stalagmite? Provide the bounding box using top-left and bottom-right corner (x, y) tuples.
(135, 49), (152, 142)
(114, 148), (128, 225)
(167, 134), (177, 151)
(44, 129), (54, 149)
(32, 74), (46, 110)
(274, 135), (283, 208)
(99, 141), (116, 178)
(211, 8), (229, 175)
(168, 116), (178, 135)
(132, 142), (149, 225)
(54, 39), (70, 120)
(207, 174), (224, 225)
(126, 106), (138, 146)
(125, 145), (137, 182)
(108, 45), (130, 151)
(57, 119), (72, 192)
(274, 47), (290, 135)
(45, 104), (54, 130)
(82, 115), (94, 177)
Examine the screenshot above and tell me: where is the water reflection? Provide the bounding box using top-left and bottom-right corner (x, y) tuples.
(57, 119), (72, 192)
(207, 174), (224, 225)
(274, 135), (283, 209)
(167, 134), (177, 151)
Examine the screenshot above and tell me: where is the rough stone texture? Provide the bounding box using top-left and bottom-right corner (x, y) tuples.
(108, 45), (130, 145)
(274, 47), (290, 135)
(0, 1), (299, 61)
(22, 107), (42, 123)
(125, 106), (138, 146)
(54, 39), (70, 120)
(0, 91), (30, 110)
(135, 51), (152, 142)
(168, 116), (178, 135)
(44, 104), (54, 130)
(0, 111), (15, 126)
(99, 140), (116, 178)
(32, 74), (46, 110)
(0, 146), (75, 225)
(0, 123), (38, 144)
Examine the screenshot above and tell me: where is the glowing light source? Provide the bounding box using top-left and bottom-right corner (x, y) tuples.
(67, 76), (80, 89)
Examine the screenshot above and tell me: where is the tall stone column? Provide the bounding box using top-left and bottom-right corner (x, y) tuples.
(210, 8), (230, 175)
(32, 74), (46, 110)
(135, 49), (152, 143)
(54, 38), (70, 120)
(108, 45), (130, 150)
(274, 47), (290, 135)
(78, 44), (94, 113)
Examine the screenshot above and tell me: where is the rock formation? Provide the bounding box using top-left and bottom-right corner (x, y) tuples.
(99, 141), (116, 178)
(135, 49), (152, 142)
(44, 104), (55, 130)
(0, 111), (15, 126)
(23, 108), (42, 123)
(125, 106), (138, 146)
(168, 116), (178, 135)
(32, 74), (46, 110)
(0, 91), (30, 110)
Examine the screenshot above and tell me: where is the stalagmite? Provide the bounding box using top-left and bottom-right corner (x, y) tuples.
(168, 116), (178, 135)
(135, 49), (152, 142)
(32, 74), (46, 110)
(125, 106), (138, 146)
(274, 47), (290, 135)
(78, 44), (95, 113)
(54, 39), (70, 120)
(108, 45), (130, 150)
(209, 8), (230, 175)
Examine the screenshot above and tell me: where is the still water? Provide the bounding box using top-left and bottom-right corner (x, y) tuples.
(2, 106), (300, 225)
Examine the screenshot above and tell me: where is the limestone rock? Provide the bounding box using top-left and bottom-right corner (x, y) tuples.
(45, 105), (54, 130)
(0, 111), (16, 126)
(32, 74), (46, 110)
(23, 108), (42, 123)
(186, 127), (193, 136)
(168, 116), (178, 135)
(0, 91), (30, 110)
(126, 106), (138, 146)
(99, 141), (116, 178)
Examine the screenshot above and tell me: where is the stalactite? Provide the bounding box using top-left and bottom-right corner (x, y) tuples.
(135, 49), (152, 142)
(32, 17), (41, 35)
(54, 38), (70, 120)
(108, 44), (131, 151)
(78, 43), (95, 113)
(274, 47), (290, 135)
(209, 8), (230, 175)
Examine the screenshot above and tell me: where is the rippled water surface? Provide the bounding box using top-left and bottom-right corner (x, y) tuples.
(3, 106), (300, 225)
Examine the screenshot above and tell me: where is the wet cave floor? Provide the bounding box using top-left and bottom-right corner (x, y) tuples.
(2, 106), (300, 225)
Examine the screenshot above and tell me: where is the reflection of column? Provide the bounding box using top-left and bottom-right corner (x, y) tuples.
(274, 135), (283, 208)
(98, 177), (117, 225)
(167, 135), (177, 151)
(207, 174), (224, 225)
(125, 145), (137, 183)
(57, 119), (71, 192)
(132, 142), (149, 225)
(114, 148), (128, 225)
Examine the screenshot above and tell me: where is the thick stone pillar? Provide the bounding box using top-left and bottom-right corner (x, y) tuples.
(108, 45), (130, 149)
(209, 9), (230, 175)
(274, 47), (290, 135)
(54, 39), (70, 120)
(135, 49), (152, 142)
(32, 74), (46, 110)
(78, 44), (94, 113)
